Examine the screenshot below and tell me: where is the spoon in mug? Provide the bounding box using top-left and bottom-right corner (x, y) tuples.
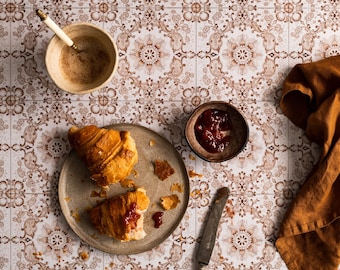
(36, 9), (79, 51)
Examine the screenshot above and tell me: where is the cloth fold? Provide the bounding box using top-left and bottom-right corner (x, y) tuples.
(275, 55), (340, 270)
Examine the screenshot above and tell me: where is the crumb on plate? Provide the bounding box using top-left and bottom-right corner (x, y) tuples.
(149, 139), (156, 147)
(154, 159), (175, 181)
(71, 209), (80, 222)
(170, 183), (183, 193)
(120, 178), (136, 188)
(161, 194), (180, 210)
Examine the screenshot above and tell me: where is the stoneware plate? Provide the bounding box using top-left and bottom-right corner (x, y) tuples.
(59, 123), (190, 254)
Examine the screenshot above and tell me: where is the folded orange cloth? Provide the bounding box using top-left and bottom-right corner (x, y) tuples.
(276, 56), (340, 270)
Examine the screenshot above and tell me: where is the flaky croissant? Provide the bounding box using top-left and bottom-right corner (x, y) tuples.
(89, 188), (150, 241)
(68, 125), (138, 188)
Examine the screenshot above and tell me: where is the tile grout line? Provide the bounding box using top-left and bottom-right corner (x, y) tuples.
(9, 15), (13, 270)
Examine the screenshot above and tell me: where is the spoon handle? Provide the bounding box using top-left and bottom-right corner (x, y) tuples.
(36, 9), (78, 50)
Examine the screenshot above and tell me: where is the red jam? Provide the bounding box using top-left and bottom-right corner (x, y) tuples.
(152, 212), (163, 228)
(194, 109), (232, 153)
(123, 202), (140, 229)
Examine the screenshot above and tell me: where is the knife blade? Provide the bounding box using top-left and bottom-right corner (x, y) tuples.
(197, 187), (230, 268)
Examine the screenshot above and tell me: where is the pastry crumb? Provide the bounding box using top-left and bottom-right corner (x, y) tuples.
(226, 206), (235, 218)
(131, 169), (138, 177)
(149, 139), (156, 147)
(90, 189), (107, 198)
(33, 251), (43, 260)
(90, 190), (100, 197)
(105, 262), (115, 270)
(79, 251), (89, 260)
(100, 189), (107, 198)
(120, 178), (136, 188)
(188, 170), (203, 178)
(154, 159), (175, 180)
(190, 189), (201, 198)
(71, 209), (80, 222)
(170, 183), (183, 193)
(189, 154), (196, 160)
(161, 194), (180, 210)
(226, 199), (235, 218)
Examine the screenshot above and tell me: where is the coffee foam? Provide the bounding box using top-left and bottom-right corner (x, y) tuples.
(59, 36), (110, 85)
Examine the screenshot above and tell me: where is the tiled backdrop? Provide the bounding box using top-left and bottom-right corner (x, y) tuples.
(0, 0), (332, 269)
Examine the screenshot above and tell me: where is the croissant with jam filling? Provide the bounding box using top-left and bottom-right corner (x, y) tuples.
(89, 188), (150, 241)
(68, 125), (138, 188)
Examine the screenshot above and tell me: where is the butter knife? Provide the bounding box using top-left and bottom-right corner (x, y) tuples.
(197, 187), (230, 269)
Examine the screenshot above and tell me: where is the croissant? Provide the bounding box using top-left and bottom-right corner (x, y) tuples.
(68, 125), (138, 188)
(89, 188), (150, 241)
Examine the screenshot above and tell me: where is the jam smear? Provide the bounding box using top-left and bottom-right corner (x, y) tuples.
(123, 202), (140, 229)
(194, 109), (232, 153)
(152, 212), (164, 228)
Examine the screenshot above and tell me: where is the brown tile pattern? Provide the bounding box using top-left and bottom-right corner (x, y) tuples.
(0, 0), (331, 269)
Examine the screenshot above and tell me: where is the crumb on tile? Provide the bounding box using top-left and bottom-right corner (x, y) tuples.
(226, 206), (235, 218)
(33, 251), (43, 260)
(190, 189), (201, 197)
(79, 251), (89, 260)
(188, 170), (203, 178)
(105, 262), (115, 270)
(189, 154), (196, 160)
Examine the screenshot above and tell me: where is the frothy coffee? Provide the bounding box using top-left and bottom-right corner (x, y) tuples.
(59, 36), (110, 85)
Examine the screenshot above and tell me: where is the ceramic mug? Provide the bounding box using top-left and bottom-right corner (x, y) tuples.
(45, 22), (118, 94)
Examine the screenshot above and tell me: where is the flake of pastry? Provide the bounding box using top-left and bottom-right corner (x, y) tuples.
(188, 170), (203, 178)
(79, 251), (89, 260)
(160, 194), (180, 210)
(71, 209), (80, 222)
(149, 139), (156, 147)
(154, 159), (175, 181)
(189, 153), (196, 160)
(120, 178), (136, 189)
(170, 183), (183, 193)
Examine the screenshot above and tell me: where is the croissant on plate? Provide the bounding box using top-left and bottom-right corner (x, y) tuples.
(89, 188), (150, 241)
(68, 125), (138, 188)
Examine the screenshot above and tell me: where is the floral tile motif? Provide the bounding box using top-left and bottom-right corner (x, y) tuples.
(196, 7), (290, 102)
(105, 7), (197, 102)
(287, 1), (340, 64)
(0, 0), (334, 269)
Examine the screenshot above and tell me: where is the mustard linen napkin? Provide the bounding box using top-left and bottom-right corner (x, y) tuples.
(275, 56), (340, 270)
